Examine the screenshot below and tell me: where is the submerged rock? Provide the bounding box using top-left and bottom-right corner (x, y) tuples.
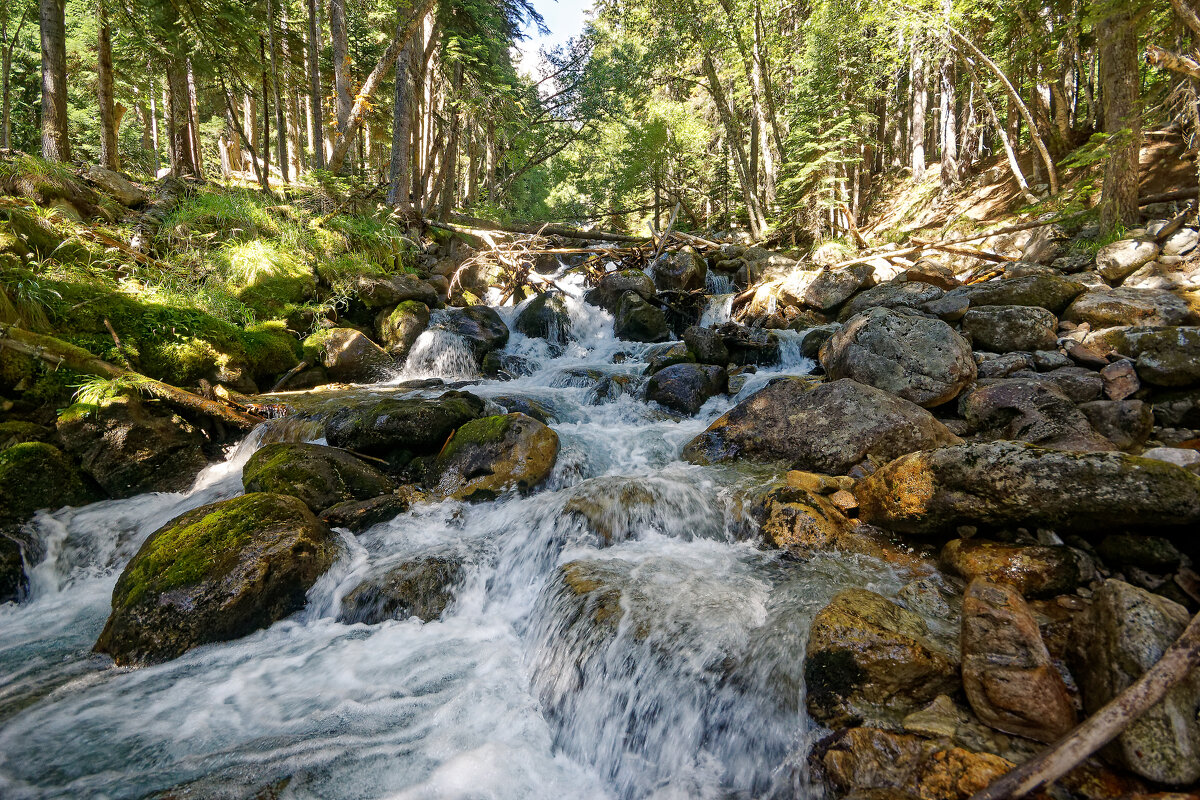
(242, 442), (396, 513)
(856, 441), (1200, 536)
(645, 362), (725, 415)
(339, 555), (464, 624)
(1078, 580), (1200, 784)
(94, 493), (340, 665)
(515, 292), (573, 342)
(324, 391), (485, 458)
(805, 588), (959, 727)
(960, 579), (1076, 743)
(820, 308), (976, 407)
(319, 493), (415, 532)
(56, 395), (209, 497)
(682, 378), (960, 475)
(430, 413), (559, 500)
(0, 442), (102, 526)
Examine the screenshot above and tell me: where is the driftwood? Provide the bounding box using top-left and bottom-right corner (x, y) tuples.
(0, 323), (263, 431)
(968, 609), (1200, 800)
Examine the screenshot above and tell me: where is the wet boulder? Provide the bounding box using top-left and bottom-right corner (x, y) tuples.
(613, 290), (670, 343)
(820, 308), (976, 407)
(1, 534), (26, 603)
(430, 413), (559, 501)
(803, 263), (874, 311)
(645, 363), (726, 415)
(644, 341), (696, 375)
(1063, 287), (1193, 328)
(320, 492), (416, 533)
(355, 273), (440, 309)
(713, 322), (781, 366)
(242, 442), (396, 513)
(376, 300), (430, 360)
(324, 391), (485, 459)
(961, 306), (1058, 353)
(433, 306), (510, 361)
(805, 588), (959, 727)
(0, 442), (103, 526)
(683, 378), (960, 475)
(515, 292), (573, 343)
(839, 281), (944, 321)
(1078, 580), (1200, 784)
(856, 441), (1200, 536)
(312, 327), (395, 383)
(56, 395), (209, 498)
(683, 326), (729, 365)
(940, 539), (1085, 598)
(94, 493), (341, 665)
(339, 554), (464, 624)
(651, 246), (707, 291)
(960, 579), (1076, 743)
(585, 269), (655, 311)
(957, 379), (1116, 452)
(947, 275), (1084, 313)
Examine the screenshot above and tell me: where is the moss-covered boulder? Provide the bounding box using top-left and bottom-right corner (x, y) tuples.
(56, 394), (209, 498)
(515, 292), (573, 343)
(856, 441), (1200, 536)
(93, 493), (341, 665)
(584, 269), (655, 312)
(430, 413), (559, 500)
(242, 442), (396, 513)
(324, 391), (485, 459)
(0, 442), (103, 526)
(1104, 326), (1200, 387)
(355, 274), (439, 309)
(613, 290), (670, 343)
(339, 554), (464, 624)
(805, 588), (960, 727)
(683, 378), (960, 474)
(0, 420), (51, 449)
(376, 300), (430, 361)
(651, 246), (707, 291)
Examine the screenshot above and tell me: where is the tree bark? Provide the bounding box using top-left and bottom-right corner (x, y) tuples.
(701, 54), (765, 238)
(281, 12), (303, 178)
(386, 33), (415, 208)
(39, 0), (70, 161)
(1146, 45), (1200, 81)
(2, 7), (29, 150)
(306, 0), (325, 170)
(260, 34), (272, 188)
(165, 57), (196, 177)
(911, 37), (927, 181)
(326, 0), (437, 174)
(97, 0), (119, 169)
(330, 0), (352, 143)
(186, 59), (203, 178)
(267, 0), (288, 183)
(1098, 6), (1140, 232)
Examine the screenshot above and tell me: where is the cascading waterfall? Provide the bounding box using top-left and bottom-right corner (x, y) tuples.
(0, 268), (914, 800)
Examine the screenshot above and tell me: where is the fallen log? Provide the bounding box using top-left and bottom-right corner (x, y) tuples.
(968, 609), (1200, 800)
(912, 238), (1016, 263)
(445, 212), (649, 243)
(1138, 187), (1200, 205)
(0, 323), (263, 431)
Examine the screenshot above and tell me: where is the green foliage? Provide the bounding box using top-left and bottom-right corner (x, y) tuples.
(69, 374), (151, 408)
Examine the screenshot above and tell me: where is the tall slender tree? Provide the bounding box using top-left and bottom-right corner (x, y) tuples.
(38, 0), (70, 161)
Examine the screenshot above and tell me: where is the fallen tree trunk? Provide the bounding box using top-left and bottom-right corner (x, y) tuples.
(444, 212), (650, 243)
(0, 323), (264, 431)
(968, 609), (1200, 800)
(1138, 187), (1200, 205)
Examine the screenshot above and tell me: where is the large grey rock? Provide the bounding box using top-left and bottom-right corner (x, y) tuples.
(857, 441), (1200, 536)
(433, 306), (510, 360)
(947, 275), (1084, 313)
(683, 326), (729, 365)
(242, 442), (396, 513)
(56, 395), (208, 498)
(1162, 228), (1198, 256)
(515, 293), (573, 343)
(1078, 400), (1154, 450)
(804, 264), (874, 310)
(651, 246), (707, 291)
(355, 274), (440, 309)
(1078, 580), (1200, 784)
(957, 379), (1116, 452)
(613, 291), (670, 343)
(839, 281), (944, 321)
(1063, 287), (1192, 328)
(1096, 239), (1161, 283)
(1105, 326), (1200, 387)
(1019, 224), (1069, 265)
(820, 307), (976, 407)
(645, 363), (726, 415)
(682, 377), (961, 474)
(83, 165), (147, 207)
(429, 413), (559, 501)
(961, 306), (1058, 353)
(586, 269), (655, 312)
(319, 328), (395, 383)
(324, 391), (485, 458)
(0, 443), (102, 526)
(94, 493), (340, 665)
(339, 555), (464, 624)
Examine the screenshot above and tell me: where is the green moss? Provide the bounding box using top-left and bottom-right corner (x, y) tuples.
(301, 328), (336, 363)
(440, 414), (514, 458)
(0, 442), (101, 523)
(116, 493), (288, 609)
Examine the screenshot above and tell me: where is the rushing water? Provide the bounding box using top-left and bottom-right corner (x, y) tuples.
(0, 270), (918, 800)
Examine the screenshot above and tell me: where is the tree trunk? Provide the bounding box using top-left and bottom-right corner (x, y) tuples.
(281, 12), (302, 178)
(306, 0), (325, 170)
(165, 58), (195, 177)
(97, 0), (119, 169)
(148, 80), (161, 173)
(39, 0), (70, 161)
(1098, 7), (1140, 232)
(438, 70), (461, 220)
(266, 0), (288, 183)
(186, 59), (203, 178)
(3, 8), (29, 150)
(701, 54), (765, 238)
(910, 38), (927, 181)
(330, 0), (352, 143)
(260, 34), (272, 188)
(386, 33), (415, 209)
(959, 51), (1038, 204)
(940, 51), (958, 188)
(326, 0), (437, 174)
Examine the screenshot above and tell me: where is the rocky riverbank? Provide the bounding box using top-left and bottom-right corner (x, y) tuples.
(2, 172), (1200, 798)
